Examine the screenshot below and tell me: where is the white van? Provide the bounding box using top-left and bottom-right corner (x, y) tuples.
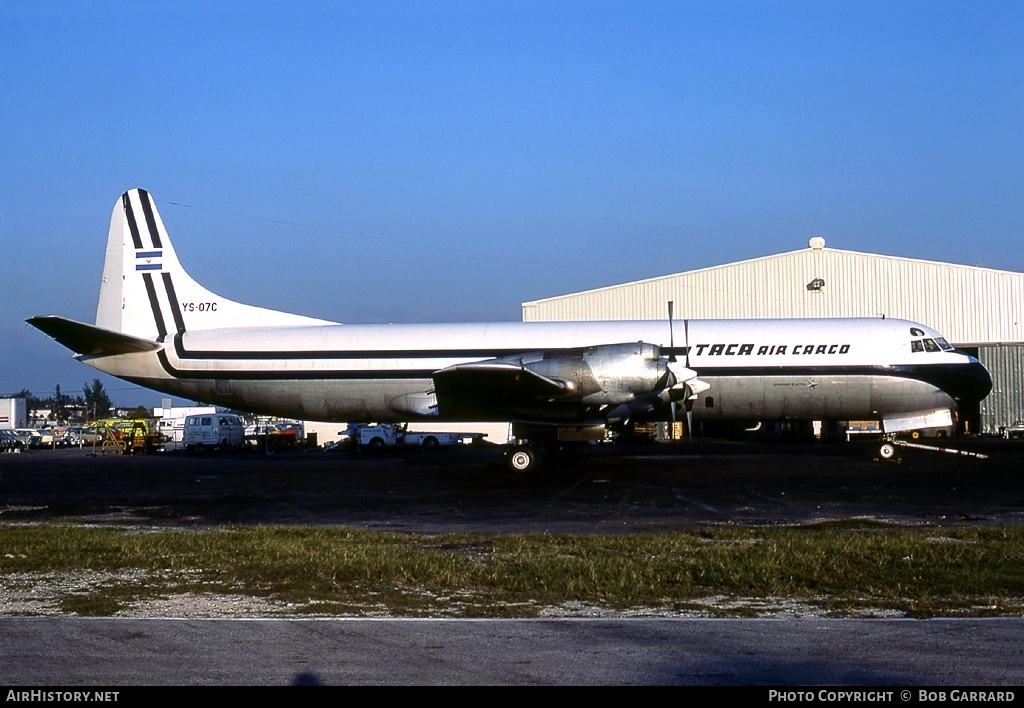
(183, 414), (245, 452)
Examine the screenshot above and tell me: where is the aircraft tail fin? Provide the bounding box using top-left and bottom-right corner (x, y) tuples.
(96, 189), (333, 340)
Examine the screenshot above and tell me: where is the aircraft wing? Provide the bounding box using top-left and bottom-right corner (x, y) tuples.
(26, 316), (162, 357)
(431, 342), (696, 422)
(432, 360), (574, 419)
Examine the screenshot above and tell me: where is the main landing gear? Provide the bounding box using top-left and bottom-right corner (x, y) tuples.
(505, 445), (540, 473)
(502, 441), (580, 474)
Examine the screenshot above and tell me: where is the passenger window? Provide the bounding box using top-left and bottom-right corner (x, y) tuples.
(704, 396), (714, 408)
(911, 340), (924, 353)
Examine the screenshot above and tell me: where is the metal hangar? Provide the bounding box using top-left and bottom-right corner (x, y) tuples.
(522, 238), (1024, 435)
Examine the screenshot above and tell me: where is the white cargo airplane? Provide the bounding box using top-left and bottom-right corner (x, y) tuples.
(29, 189), (991, 470)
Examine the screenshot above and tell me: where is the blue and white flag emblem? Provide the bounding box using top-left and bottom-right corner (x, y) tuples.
(135, 250), (163, 271)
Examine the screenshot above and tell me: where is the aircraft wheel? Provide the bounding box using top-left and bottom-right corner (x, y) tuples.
(506, 445), (540, 474)
(879, 442), (896, 460)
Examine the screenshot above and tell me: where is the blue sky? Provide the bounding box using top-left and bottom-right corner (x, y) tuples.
(2, 1), (1022, 407)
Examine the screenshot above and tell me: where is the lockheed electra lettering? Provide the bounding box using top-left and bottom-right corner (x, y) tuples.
(28, 190), (991, 472)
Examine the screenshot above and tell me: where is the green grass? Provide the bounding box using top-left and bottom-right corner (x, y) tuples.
(2, 523), (1023, 618)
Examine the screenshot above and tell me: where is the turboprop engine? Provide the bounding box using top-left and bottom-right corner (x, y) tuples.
(504, 342), (678, 405)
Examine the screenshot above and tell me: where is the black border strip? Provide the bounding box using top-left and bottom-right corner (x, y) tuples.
(122, 192), (143, 249)
(156, 350), (436, 380)
(161, 272), (187, 334)
(142, 274), (167, 343)
(138, 189), (162, 248)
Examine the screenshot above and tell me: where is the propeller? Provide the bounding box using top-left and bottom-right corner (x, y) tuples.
(667, 301), (677, 441)
(666, 300), (694, 447)
(664, 300), (711, 449)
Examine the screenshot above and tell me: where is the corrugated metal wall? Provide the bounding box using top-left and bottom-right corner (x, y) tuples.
(522, 246), (1024, 346)
(979, 345), (1024, 435)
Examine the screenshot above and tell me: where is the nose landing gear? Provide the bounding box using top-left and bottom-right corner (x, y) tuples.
(876, 435), (987, 462)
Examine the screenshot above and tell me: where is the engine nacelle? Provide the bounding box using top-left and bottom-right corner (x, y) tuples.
(509, 342), (673, 405)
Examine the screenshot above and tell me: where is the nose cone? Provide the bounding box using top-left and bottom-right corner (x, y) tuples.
(949, 358), (992, 404)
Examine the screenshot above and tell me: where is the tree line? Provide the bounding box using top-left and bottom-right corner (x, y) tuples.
(4, 379), (114, 424)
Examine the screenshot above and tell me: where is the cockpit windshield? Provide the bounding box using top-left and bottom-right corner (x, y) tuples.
(910, 334), (956, 353)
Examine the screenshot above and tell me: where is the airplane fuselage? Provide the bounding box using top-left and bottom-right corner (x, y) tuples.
(79, 317), (987, 427)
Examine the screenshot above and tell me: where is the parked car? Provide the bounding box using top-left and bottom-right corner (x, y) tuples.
(14, 429), (43, 448)
(63, 426), (103, 445)
(1000, 421), (1024, 439)
(0, 429), (27, 452)
(34, 428), (57, 447)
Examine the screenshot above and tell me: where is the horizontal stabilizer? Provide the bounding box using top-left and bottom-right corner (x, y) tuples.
(26, 316), (161, 357)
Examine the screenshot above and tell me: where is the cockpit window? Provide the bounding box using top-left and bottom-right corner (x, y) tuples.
(911, 337), (954, 353)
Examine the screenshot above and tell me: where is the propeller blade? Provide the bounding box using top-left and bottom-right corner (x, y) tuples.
(667, 301), (676, 362)
(686, 403), (694, 452)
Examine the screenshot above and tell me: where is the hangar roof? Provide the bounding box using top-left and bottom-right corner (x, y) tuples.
(522, 241), (1024, 346)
